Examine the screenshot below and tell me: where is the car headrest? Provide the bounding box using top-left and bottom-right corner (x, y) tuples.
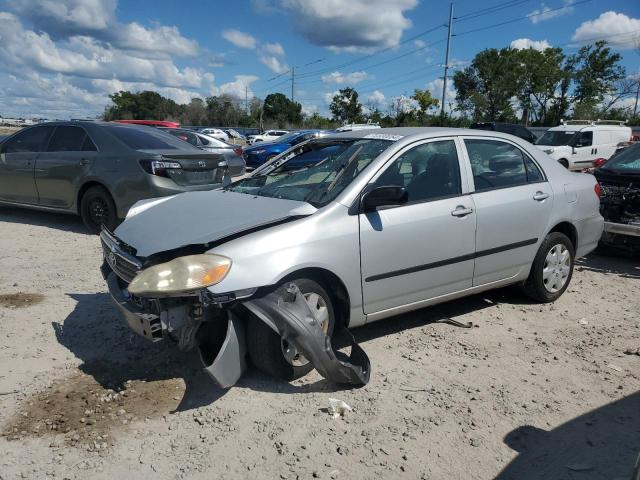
(489, 154), (522, 173)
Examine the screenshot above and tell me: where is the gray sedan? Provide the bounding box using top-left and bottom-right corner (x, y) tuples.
(0, 121), (236, 232)
(101, 127), (604, 387)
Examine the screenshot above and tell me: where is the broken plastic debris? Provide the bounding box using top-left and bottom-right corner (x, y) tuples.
(243, 283), (370, 385)
(578, 318), (588, 326)
(328, 398), (352, 418)
(607, 364), (623, 373)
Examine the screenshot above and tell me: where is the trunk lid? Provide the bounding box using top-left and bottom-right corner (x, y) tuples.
(140, 150), (227, 186)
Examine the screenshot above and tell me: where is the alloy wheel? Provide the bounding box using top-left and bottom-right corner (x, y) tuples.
(542, 243), (571, 293)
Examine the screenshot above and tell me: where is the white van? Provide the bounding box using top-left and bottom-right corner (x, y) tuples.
(535, 120), (632, 170)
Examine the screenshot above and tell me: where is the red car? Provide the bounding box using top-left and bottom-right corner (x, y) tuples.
(113, 119), (180, 128)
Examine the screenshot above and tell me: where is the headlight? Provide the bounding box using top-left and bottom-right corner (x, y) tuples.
(128, 254), (231, 296)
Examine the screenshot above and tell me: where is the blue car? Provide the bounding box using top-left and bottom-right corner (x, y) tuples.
(243, 130), (327, 169)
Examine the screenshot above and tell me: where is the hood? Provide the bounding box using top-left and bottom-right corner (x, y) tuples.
(114, 189), (317, 257)
(244, 142), (288, 153)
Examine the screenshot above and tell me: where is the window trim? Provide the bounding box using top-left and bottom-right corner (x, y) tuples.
(356, 136), (471, 212)
(460, 135), (547, 194)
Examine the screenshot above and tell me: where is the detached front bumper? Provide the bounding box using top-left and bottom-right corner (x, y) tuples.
(102, 266), (247, 388)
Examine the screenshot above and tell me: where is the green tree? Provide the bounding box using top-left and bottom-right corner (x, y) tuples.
(263, 93), (302, 127)
(103, 90), (183, 121)
(453, 48), (518, 121)
(412, 89), (439, 118)
(571, 40), (626, 115)
(330, 87), (363, 123)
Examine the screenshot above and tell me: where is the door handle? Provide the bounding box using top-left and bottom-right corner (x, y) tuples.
(533, 191), (550, 201)
(79, 158), (89, 166)
(451, 206), (473, 217)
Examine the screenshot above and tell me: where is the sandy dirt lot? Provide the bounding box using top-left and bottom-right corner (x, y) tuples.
(0, 206), (639, 480)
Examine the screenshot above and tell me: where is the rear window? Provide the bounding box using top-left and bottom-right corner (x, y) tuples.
(601, 143), (640, 172)
(104, 125), (194, 150)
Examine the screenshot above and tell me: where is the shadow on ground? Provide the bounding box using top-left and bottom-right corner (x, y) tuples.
(497, 391), (640, 480)
(0, 205), (89, 234)
(577, 252), (640, 280)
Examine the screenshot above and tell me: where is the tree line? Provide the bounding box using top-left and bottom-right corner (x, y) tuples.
(103, 40), (639, 129)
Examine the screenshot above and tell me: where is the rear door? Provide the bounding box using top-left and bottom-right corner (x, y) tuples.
(0, 125), (53, 204)
(35, 125), (98, 208)
(461, 136), (552, 286)
(360, 138), (476, 315)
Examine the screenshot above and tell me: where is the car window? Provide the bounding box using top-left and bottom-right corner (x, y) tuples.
(373, 140), (461, 203)
(465, 139), (542, 191)
(601, 143), (640, 172)
(104, 125), (186, 150)
(574, 131), (593, 147)
(1, 125), (53, 153)
(47, 126), (89, 152)
(536, 130), (577, 146)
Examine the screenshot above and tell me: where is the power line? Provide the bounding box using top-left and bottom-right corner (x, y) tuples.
(455, 0), (532, 22)
(453, 0), (592, 37)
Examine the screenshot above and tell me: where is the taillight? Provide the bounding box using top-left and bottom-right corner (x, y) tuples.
(594, 183), (601, 199)
(234, 147), (243, 156)
(592, 158), (607, 168)
(139, 159), (182, 178)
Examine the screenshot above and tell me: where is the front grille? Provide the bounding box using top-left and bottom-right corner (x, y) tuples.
(100, 231), (142, 283)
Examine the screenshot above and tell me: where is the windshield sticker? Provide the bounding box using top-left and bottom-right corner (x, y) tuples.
(364, 133), (403, 141)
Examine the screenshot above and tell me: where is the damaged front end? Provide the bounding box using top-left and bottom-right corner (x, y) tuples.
(100, 229), (370, 389)
(597, 172), (640, 253)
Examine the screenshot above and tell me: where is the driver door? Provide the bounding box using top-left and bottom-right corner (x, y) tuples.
(359, 138), (476, 316)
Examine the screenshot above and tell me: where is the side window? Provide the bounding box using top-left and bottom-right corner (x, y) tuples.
(1, 125), (52, 153)
(47, 126), (88, 152)
(575, 131), (593, 147)
(465, 139), (530, 191)
(373, 140), (461, 203)
(524, 156), (544, 183)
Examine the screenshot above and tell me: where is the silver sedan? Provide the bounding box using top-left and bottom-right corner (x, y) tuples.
(101, 127), (604, 387)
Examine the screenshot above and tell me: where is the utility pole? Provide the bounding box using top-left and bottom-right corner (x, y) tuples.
(245, 86), (248, 115)
(291, 67), (295, 103)
(633, 79), (639, 118)
(441, 3), (453, 120)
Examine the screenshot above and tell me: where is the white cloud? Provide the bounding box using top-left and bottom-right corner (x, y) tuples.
(510, 38), (551, 51)
(279, 0), (418, 51)
(572, 11), (640, 49)
(324, 90), (340, 105)
(367, 90), (386, 107)
(528, 0), (575, 24)
(259, 55), (289, 74)
(263, 42), (285, 57)
(426, 78), (455, 113)
(301, 103), (318, 116)
(389, 95), (419, 114)
(222, 29), (257, 49)
(8, 0), (198, 58)
(217, 75), (259, 98)
(414, 39), (426, 48)
(321, 71), (370, 85)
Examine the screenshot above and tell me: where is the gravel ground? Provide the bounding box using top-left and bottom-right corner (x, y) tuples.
(0, 206), (639, 480)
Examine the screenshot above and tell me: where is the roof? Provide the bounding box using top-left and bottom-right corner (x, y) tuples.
(326, 126), (506, 140)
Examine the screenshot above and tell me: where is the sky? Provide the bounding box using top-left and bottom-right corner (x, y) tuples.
(0, 0), (638, 120)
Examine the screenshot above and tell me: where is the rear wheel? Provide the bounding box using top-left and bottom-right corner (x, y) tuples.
(247, 277), (336, 381)
(80, 186), (118, 234)
(522, 232), (575, 302)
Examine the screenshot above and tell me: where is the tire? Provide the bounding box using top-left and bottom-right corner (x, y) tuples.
(558, 158), (569, 169)
(80, 185), (118, 234)
(246, 277), (336, 381)
(521, 232), (575, 303)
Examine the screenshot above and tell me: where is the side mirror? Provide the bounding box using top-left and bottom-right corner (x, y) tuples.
(362, 186), (408, 212)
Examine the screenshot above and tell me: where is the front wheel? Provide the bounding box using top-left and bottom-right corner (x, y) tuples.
(80, 185), (118, 234)
(521, 232), (575, 302)
(246, 277), (336, 381)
